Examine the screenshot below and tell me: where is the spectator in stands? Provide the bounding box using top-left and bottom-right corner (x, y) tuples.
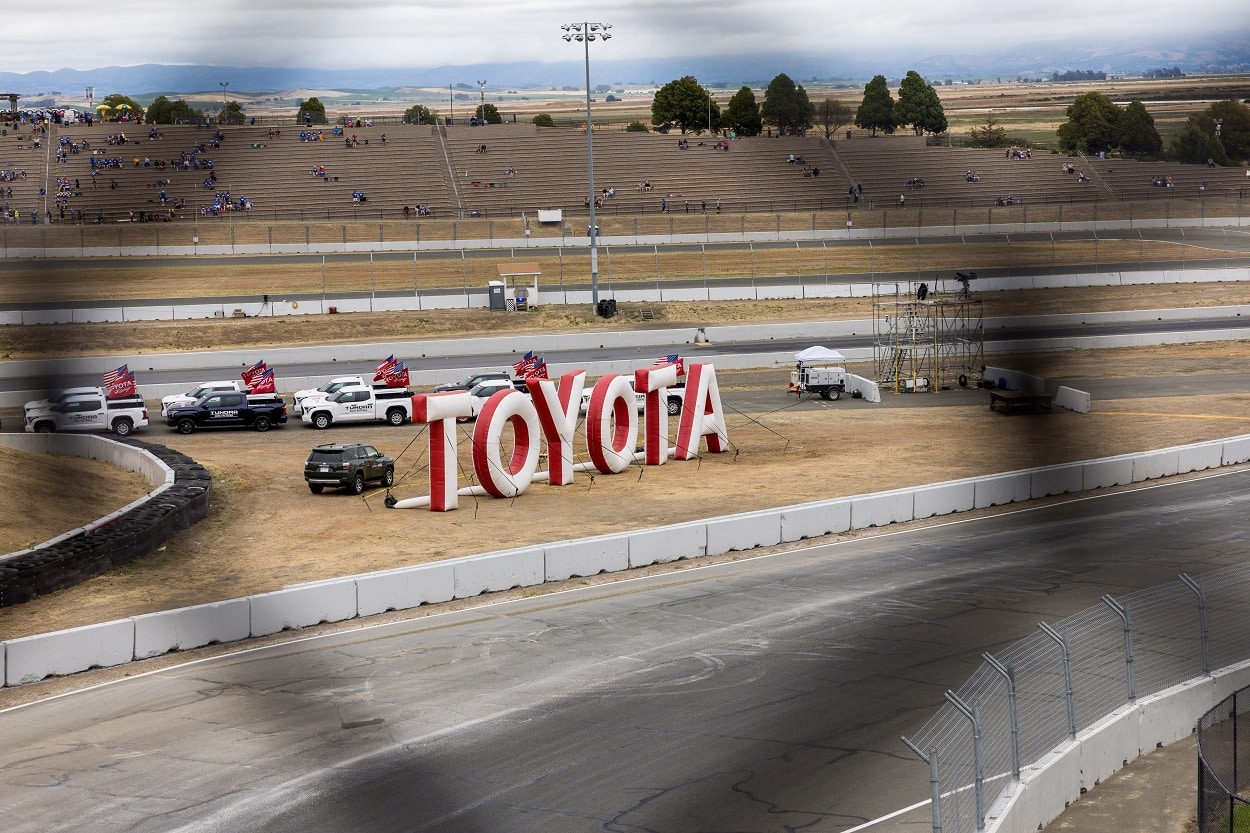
(660, 197), (667, 212)
(899, 194), (906, 206)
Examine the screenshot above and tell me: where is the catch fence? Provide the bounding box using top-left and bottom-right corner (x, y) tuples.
(903, 562), (1250, 833)
(1198, 683), (1250, 833)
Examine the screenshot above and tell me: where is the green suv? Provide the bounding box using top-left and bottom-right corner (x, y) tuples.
(304, 443), (395, 495)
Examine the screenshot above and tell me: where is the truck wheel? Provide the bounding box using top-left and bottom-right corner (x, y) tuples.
(819, 388), (833, 400)
(350, 472), (366, 495)
(383, 466), (395, 487)
(667, 397), (681, 416)
(308, 483), (324, 494)
(254, 415), (272, 432)
(312, 413), (331, 430)
(829, 388), (841, 401)
(386, 408), (405, 426)
(35, 421), (55, 433)
(112, 418), (133, 437)
(177, 418), (196, 434)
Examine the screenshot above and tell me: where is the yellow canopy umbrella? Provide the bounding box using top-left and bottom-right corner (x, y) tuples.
(95, 103), (112, 111)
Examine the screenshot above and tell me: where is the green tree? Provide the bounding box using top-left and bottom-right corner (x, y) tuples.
(968, 114), (1007, 148)
(760, 73), (813, 136)
(624, 120), (649, 133)
(1115, 100), (1162, 155)
(532, 113), (555, 128)
(101, 93), (144, 122)
(297, 97), (328, 125)
(221, 101), (246, 126)
(894, 71), (947, 135)
(475, 103), (502, 124)
(815, 98), (852, 139)
(1169, 125), (1229, 165)
(403, 104), (436, 124)
(144, 95), (205, 125)
(651, 76), (718, 134)
(1189, 99), (1250, 161)
(1056, 92), (1120, 154)
(855, 75), (896, 136)
(723, 86), (762, 136)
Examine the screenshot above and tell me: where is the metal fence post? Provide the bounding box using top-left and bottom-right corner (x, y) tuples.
(1103, 594), (1137, 704)
(984, 653), (1021, 780)
(945, 691), (985, 831)
(902, 737), (943, 833)
(1040, 622), (1077, 739)
(1181, 573), (1212, 676)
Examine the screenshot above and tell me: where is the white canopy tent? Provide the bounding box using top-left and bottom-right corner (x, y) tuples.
(794, 346), (846, 363)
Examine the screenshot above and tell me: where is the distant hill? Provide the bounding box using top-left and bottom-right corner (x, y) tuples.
(1, 37), (1246, 101)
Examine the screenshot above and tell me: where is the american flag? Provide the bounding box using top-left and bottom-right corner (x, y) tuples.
(654, 354), (685, 376)
(102, 364), (129, 385)
(382, 362), (410, 387)
(241, 360), (268, 386)
(512, 351), (536, 376)
(373, 354), (398, 381)
(524, 358), (548, 379)
(248, 368), (277, 394)
(107, 371), (136, 398)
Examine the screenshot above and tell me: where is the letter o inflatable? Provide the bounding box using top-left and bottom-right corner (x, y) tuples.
(472, 390), (541, 498)
(587, 373), (638, 474)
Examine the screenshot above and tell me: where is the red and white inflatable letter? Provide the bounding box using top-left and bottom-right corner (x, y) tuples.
(675, 362), (729, 460)
(586, 373), (639, 474)
(634, 363), (679, 466)
(472, 389), (541, 497)
(411, 391), (473, 511)
(526, 370), (587, 486)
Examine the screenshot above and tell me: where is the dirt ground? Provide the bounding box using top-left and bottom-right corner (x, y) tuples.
(0, 447), (153, 553)
(3, 331), (1250, 642)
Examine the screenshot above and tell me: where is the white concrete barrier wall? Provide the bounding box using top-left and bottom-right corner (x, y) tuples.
(705, 510), (783, 556)
(1030, 463), (1085, 499)
(628, 522), (706, 567)
(983, 366), (1046, 395)
(546, 535), (630, 581)
(913, 481), (976, 519)
(974, 472), (1034, 508)
(850, 489), (915, 528)
(779, 499), (852, 542)
(1082, 455), (1136, 491)
(1178, 439), (1226, 473)
(1133, 448), (1181, 481)
(132, 599), (252, 659)
(355, 563), (456, 617)
(452, 546), (546, 597)
(5, 620), (135, 686)
(1054, 386), (1091, 413)
(249, 581), (359, 637)
(1224, 435), (1250, 465)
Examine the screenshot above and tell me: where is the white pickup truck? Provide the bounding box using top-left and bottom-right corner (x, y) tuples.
(160, 380), (253, 416)
(292, 376), (369, 415)
(301, 385), (414, 428)
(25, 390), (149, 436)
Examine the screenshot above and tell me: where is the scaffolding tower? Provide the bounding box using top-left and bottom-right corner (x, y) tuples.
(873, 277), (984, 393)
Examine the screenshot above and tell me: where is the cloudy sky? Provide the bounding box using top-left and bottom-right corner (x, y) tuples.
(6, 0), (1244, 74)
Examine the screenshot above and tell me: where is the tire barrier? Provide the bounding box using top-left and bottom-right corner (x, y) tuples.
(0, 439), (211, 608)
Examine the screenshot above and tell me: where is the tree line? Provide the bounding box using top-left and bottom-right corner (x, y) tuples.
(1056, 91), (1250, 164)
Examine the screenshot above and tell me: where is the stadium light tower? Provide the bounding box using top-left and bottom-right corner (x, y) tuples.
(219, 81), (229, 125)
(477, 80), (487, 122)
(561, 22), (611, 310)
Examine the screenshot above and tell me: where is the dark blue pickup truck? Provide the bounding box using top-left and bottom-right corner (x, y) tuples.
(165, 391), (288, 434)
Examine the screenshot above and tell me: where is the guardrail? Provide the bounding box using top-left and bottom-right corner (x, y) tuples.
(4, 433), (1247, 690)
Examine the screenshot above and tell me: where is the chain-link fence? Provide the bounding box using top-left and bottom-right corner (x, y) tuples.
(1198, 684), (1250, 832)
(903, 562), (1250, 833)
